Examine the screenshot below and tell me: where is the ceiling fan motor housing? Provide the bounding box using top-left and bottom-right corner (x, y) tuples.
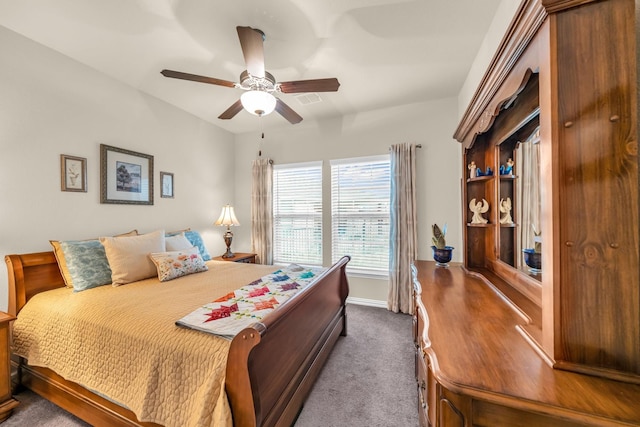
(239, 70), (276, 92)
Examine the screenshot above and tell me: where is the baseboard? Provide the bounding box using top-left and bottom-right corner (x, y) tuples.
(346, 297), (387, 308)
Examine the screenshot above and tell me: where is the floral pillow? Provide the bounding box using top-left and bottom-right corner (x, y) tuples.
(149, 246), (208, 282)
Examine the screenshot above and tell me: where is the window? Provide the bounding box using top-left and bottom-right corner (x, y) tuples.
(272, 162), (323, 266)
(331, 155), (391, 276)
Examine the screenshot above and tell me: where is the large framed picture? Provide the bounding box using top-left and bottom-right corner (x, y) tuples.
(160, 172), (174, 198)
(60, 154), (87, 192)
(100, 144), (153, 205)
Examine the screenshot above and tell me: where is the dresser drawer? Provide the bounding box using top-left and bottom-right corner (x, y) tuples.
(417, 350), (430, 427)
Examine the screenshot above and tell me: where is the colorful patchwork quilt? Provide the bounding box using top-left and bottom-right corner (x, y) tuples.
(176, 264), (326, 338)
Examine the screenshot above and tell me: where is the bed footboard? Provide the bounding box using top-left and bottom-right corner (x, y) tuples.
(226, 256), (350, 427)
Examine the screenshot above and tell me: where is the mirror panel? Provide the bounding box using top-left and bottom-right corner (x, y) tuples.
(497, 118), (541, 278)
(493, 72), (541, 280)
(513, 127), (541, 275)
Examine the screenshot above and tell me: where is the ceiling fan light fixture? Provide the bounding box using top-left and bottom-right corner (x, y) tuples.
(241, 90), (276, 116)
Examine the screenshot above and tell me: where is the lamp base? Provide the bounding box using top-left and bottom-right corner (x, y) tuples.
(222, 229), (234, 258)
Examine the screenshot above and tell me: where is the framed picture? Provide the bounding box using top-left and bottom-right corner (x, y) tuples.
(160, 172), (174, 198)
(100, 144), (153, 205)
(60, 154), (87, 192)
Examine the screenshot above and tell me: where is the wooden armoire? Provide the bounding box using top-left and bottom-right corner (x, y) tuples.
(412, 0), (640, 425)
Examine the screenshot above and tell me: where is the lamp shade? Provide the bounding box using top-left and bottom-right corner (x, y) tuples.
(215, 204), (240, 227)
(240, 90), (276, 116)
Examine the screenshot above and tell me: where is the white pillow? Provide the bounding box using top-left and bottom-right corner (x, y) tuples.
(165, 232), (193, 251)
(149, 246), (208, 282)
(100, 229), (166, 286)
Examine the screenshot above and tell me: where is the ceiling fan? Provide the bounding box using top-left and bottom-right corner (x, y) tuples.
(161, 26), (340, 125)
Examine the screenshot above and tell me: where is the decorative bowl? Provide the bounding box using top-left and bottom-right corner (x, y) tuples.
(432, 246), (454, 267)
(522, 248), (541, 273)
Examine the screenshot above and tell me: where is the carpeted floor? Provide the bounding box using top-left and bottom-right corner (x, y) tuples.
(4, 304), (418, 426)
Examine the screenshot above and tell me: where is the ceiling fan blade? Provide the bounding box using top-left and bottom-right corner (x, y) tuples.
(278, 78), (340, 93)
(218, 99), (244, 120)
(275, 99), (303, 124)
(161, 69), (236, 88)
(237, 26), (265, 78)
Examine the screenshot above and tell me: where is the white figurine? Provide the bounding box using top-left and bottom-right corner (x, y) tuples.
(469, 198), (489, 224)
(499, 197), (513, 224)
(468, 161), (477, 179)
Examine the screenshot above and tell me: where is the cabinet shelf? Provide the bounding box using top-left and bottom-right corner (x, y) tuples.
(499, 174), (516, 180)
(467, 175), (494, 183)
(467, 223), (491, 227)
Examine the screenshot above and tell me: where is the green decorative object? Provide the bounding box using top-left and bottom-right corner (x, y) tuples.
(432, 223), (447, 249)
(432, 223), (454, 267)
(532, 225), (541, 253)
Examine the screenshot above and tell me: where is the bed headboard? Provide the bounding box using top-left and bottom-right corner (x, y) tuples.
(5, 252), (65, 317)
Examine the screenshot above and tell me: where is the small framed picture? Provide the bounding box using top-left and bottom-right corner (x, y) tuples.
(60, 154), (87, 192)
(160, 172), (174, 198)
(100, 144), (154, 205)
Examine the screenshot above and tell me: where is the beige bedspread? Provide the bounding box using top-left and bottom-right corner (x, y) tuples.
(12, 260), (278, 427)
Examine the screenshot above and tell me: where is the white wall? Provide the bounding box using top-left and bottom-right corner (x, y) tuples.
(0, 0), (518, 310)
(458, 0), (523, 117)
(0, 27), (235, 311)
(232, 99), (462, 303)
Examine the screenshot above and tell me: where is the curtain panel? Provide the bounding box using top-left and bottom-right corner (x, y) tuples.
(388, 143), (418, 314)
(251, 158), (273, 265)
(515, 133), (541, 268)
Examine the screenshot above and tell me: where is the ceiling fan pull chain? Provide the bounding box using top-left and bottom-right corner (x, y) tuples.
(256, 115), (264, 157)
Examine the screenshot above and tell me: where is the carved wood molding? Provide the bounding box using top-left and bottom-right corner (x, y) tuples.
(541, 0), (599, 13)
(453, 0), (546, 148)
(454, 0), (604, 148)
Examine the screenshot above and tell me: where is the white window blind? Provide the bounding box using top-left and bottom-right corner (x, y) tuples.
(272, 162), (323, 266)
(331, 155), (391, 276)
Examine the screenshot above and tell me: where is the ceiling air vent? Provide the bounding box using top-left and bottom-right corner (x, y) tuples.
(294, 93), (322, 105)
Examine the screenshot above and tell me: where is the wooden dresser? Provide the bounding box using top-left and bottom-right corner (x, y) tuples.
(412, 261), (640, 426)
(413, 0), (640, 425)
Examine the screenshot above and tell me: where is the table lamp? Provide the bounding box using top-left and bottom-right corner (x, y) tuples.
(215, 204), (240, 258)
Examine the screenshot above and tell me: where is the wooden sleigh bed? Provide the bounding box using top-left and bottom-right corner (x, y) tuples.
(5, 251), (350, 427)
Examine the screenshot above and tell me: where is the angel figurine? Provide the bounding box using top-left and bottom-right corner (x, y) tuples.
(499, 197), (513, 224)
(469, 198), (489, 224)
(468, 161), (477, 179)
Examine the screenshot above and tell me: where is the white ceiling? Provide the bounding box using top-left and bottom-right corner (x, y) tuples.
(0, 0), (503, 135)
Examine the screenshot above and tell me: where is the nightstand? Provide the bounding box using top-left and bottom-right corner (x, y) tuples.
(0, 312), (18, 422)
(213, 252), (257, 264)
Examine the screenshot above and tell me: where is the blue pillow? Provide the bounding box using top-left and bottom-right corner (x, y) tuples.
(58, 240), (113, 292)
(184, 230), (212, 261)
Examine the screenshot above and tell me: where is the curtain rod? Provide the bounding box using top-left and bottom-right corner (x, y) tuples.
(389, 144), (422, 150)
